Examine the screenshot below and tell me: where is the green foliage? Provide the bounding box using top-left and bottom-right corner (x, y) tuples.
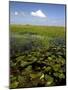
(10, 81), (19, 88)
(10, 46), (66, 88)
(45, 74), (54, 86)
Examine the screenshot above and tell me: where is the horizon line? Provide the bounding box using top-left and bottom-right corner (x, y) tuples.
(10, 24), (65, 27)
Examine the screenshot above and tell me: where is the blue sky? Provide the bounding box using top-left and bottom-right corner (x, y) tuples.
(10, 1), (65, 26)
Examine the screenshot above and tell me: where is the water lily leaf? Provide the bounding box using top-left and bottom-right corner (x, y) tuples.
(30, 72), (41, 79)
(45, 66), (51, 72)
(53, 64), (61, 71)
(45, 74), (54, 85)
(48, 57), (52, 60)
(40, 74), (44, 79)
(59, 73), (65, 79)
(21, 61), (28, 67)
(10, 81), (19, 88)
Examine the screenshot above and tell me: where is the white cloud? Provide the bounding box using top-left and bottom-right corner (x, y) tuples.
(30, 10), (47, 18)
(14, 11), (25, 16)
(15, 11), (18, 16)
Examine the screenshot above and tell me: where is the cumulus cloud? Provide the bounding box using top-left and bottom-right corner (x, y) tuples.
(14, 11), (25, 16)
(30, 10), (47, 18)
(14, 11), (18, 15)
